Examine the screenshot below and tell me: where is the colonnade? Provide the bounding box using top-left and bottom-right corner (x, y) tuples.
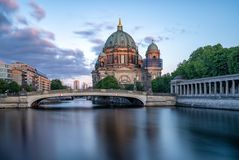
(171, 74), (239, 96)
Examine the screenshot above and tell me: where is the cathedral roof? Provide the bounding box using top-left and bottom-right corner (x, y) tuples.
(99, 52), (105, 57)
(104, 19), (137, 51)
(147, 42), (159, 52)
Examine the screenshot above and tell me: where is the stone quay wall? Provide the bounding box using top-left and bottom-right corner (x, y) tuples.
(0, 96), (28, 108)
(146, 95), (176, 107)
(177, 96), (239, 110)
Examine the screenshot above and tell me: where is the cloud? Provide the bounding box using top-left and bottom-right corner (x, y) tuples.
(74, 21), (116, 38)
(105, 25), (114, 30)
(137, 35), (170, 48)
(0, 13), (12, 34)
(0, 27), (90, 78)
(90, 38), (104, 44)
(134, 26), (142, 31)
(0, 2), (90, 79)
(0, 0), (18, 12)
(74, 30), (96, 38)
(0, 0), (18, 34)
(16, 16), (28, 25)
(164, 27), (187, 34)
(143, 35), (169, 44)
(89, 39), (104, 54)
(29, 1), (46, 21)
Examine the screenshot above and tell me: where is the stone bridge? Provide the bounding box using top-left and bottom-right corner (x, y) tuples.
(0, 89), (176, 108)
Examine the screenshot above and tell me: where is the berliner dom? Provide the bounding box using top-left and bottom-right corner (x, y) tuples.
(92, 19), (163, 90)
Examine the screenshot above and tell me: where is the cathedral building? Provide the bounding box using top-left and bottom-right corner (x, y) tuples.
(92, 19), (163, 90)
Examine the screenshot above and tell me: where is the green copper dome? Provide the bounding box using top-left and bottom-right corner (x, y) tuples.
(147, 42), (159, 51)
(104, 19), (137, 50)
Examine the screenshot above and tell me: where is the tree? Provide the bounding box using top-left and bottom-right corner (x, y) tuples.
(95, 76), (120, 89)
(151, 74), (172, 93)
(124, 84), (134, 90)
(136, 82), (144, 91)
(0, 79), (8, 94)
(124, 82), (144, 91)
(172, 44), (239, 79)
(8, 81), (20, 93)
(51, 79), (66, 90)
(21, 84), (33, 92)
(228, 47), (239, 74)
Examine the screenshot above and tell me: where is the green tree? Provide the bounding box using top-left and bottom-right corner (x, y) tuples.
(151, 74), (172, 93)
(172, 44), (238, 79)
(51, 79), (66, 90)
(21, 84), (33, 92)
(95, 76), (120, 89)
(124, 82), (144, 91)
(8, 81), (20, 93)
(136, 82), (144, 91)
(228, 47), (239, 74)
(124, 84), (134, 90)
(0, 79), (8, 94)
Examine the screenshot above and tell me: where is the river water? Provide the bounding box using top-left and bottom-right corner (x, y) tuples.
(0, 98), (239, 160)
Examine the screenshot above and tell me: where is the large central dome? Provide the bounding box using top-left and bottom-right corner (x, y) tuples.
(104, 19), (137, 50)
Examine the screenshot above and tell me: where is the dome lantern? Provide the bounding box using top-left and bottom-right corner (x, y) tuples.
(117, 18), (123, 31)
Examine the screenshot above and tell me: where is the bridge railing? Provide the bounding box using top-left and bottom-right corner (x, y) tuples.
(26, 89), (148, 96)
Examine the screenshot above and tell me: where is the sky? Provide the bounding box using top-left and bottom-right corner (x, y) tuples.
(0, 0), (239, 86)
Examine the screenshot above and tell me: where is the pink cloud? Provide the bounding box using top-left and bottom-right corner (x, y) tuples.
(0, 0), (18, 11)
(29, 1), (46, 21)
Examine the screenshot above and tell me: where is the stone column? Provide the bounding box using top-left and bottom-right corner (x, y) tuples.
(183, 85), (186, 95)
(199, 83), (202, 95)
(204, 83), (207, 95)
(170, 84), (173, 94)
(220, 81), (223, 94)
(195, 83), (198, 95)
(214, 82), (217, 94)
(232, 80), (235, 95)
(181, 85), (184, 95)
(179, 85), (182, 95)
(226, 80), (229, 95)
(190, 84), (193, 95)
(176, 85), (179, 95)
(187, 84), (189, 95)
(209, 82), (211, 95)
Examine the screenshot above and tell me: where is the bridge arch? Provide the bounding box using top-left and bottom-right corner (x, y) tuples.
(27, 90), (147, 108)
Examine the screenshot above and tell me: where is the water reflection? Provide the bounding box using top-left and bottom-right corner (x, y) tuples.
(0, 99), (239, 160)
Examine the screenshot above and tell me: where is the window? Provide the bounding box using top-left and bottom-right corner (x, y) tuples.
(121, 55), (124, 63)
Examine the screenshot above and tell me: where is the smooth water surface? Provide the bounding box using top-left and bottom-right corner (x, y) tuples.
(0, 99), (239, 160)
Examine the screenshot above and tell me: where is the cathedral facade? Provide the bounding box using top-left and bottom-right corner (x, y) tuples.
(92, 19), (163, 90)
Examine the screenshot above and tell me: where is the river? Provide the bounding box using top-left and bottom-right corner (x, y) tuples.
(0, 98), (239, 160)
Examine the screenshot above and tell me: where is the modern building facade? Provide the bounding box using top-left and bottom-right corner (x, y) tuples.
(0, 61), (11, 80)
(82, 82), (88, 90)
(92, 19), (163, 90)
(73, 80), (80, 90)
(11, 62), (50, 91)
